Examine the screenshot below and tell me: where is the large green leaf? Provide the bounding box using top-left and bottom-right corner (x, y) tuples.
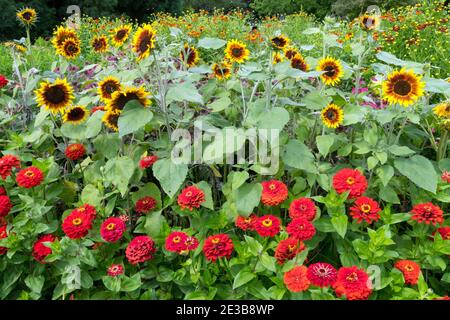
(118, 100), (153, 137)
(104, 156), (136, 197)
(167, 82), (203, 104)
(234, 182), (262, 217)
(282, 139), (317, 173)
(152, 158), (188, 198)
(394, 155), (437, 193)
(233, 270), (256, 289)
(197, 37), (227, 49)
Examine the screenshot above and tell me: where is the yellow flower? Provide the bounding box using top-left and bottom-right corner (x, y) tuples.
(35, 78), (74, 114)
(360, 14), (381, 30)
(291, 53), (309, 71)
(283, 47), (299, 60)
(52, 26), (78, 51)
(180, 44), (199, 68)
(132, 24), (156, 61)
(433, 101), (450, 118)
(16, 7), (37, 26)
(111, 25), (132, 47)
(270, 35), (290, 49)
(321, 103), (344, 128)
(106, 87), (151, 113)
(382, 68), (425, 107)
(91, 36), (108, 53)
(63, 105), (89, 125)
(98, 76), (122, 103)
(102, 110), (121, 132)
(224, 40), (249, 64)
(57, 38), (81, 59)
(272, 52), (284, 64)
(317, 57), (344, 86)
(212, 61), (232, 80)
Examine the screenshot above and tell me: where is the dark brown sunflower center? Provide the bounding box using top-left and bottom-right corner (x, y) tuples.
(93, 40), (105, 50)
(44, 86), (66, 104)
(116, 30), (127, 40)
(324, 65), (336, 77)
(272, 37), (286, 47)
(138, 32), (152, 54)
(67, 108), (85, 121)
(393, 79), (412, 96)
(326, 109), (337, 121)
(104, 82), (118, 94)
(22, 12), (32, 21)
(231, 47), (243, 57)
(107, 113), (119, 127)
(112, 93), (139, 111)
(65, 42), (79, 54)
(292, 58), (307, 71)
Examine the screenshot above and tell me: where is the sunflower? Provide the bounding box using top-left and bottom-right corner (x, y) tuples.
(92, 36), (108, 53)
(111, 25), (132, 47)
(180, 44), (199, 68)
(212, 61), (232, 80)
(360, 14), (380, 31)
(283, 47), (299, 60)
(63, 105), (89, 125)
(106, 87), (150, 113)
(271, 35), (290, 49)
(52, 26), (78, 50)
(272, 52), (284, 64)
(291, 53), (309, 71)
(35, 78), (74, 114)
(224, 40), (250, 64)
(16, 7), (37, 26)
(317, 57), (344, 86)
(321, 103), (344, 128)
(57, 38), (81, 59)
(433, 102), (450, 118)
(102, 110), (121, 131)
(98, 76), (122, 102)
(382, 69), (425, 107)
(4, 41), (27, 54)
(132, 24), (156, 61)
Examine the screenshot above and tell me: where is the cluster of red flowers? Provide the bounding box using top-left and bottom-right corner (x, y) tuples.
(107, 264), (124, 277)
(65, 144), (86, 161)
(165, 231), (199, 254)
(125, 235), (156, 264)
(100, 217), (126, 243)
(260, 180), (288, 206)
(332, 168), (368, 198)
(436, 226), (450, 240)
(254, 215), (281, 237)
(394, 260), (421, 285)
(62, 204), (97, 239)
(235, 214), (257, 231)
(0, 154), (20, 180)
(349, 196), (381, 224)
(275, 238), (304, 264)
(139, 155), (158, 169)
(410, 202), (443, 225)
(32, 234), (56, 263)
(202, 234), (234, 262)
(289, 198), (317, 220)
(177, 186), (205, 211)
(332, 266), (372, 300)
(0, 195), (12, 217)
(135, 196), (157, 214)
(16, 166), (44, 188)
(0, 75), (8, 89)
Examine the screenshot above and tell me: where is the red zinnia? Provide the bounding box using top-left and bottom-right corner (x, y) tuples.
(107, 264), (124, 277)
(65, 144), (86, 161)
(254, 215), (281, 237)
(286, 218), (316, 241)
(72, 204), (97, 221)
(125, 235), (156, 265)
(0, 195), (12, 217)
(0, 186), (5, 195)
(441, 170), (450, 183)
(274, 237), (305, 265)
(283, 265), (311, 292)
(410, 202), (444, 225)
(0, 154), (20, 180)
(261, 180), (288, 206)
(177, 186), (205, 211)
(235, 214), (258, 231)
(100, 217), (126, 243)
(203, 234), (234, 262)
(332, 168), (368, 199)
(289, 198), (317, 221)
(333, 266), (372, 300)
(0, 225), (8, 255)
(394, 260), (421, 285)
(135, 196), (157, 214)
(165, 231), (188, 253)
(139, 155), (158, 169)
(349, 196), (381, 224)
(184, 235), (199, 252)
(0, 75), (8, 88)
(62, 211), (93, 239)
(436, 226), (450, 240)
(32, 234), (56, 263)
(307, 262), (338, 287)
(16, 166), (44, 188)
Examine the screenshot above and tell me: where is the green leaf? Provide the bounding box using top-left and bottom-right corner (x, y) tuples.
(167, 82), (203, 104)
(102, 276), (121, 292)
(152, 158), (188, 198)
(118, 100), (153, 137)
(257, 107), (290, 130)
(121, 273), (141, 292)
(197, 37), (227, 49)
(376, 165), (394, 187)
(316, 135), (334, 157)
(302, 91), (331, 110)
(388, 145), (415, 156)
(379, 186), (400, 204)
(282, 139), (317, 173)
(233, 270), (256, 289)
(260, 253), (276, 273)
(234, 183), (262, 217)
(104, 156), (136, 197)
(208, 96), (231, 112)
(331, 215), (348, 238)
(196, 181), (214, 210)
(60, 122), (86, 140)
(24, 275), (45, 294)
(394, 155), (437, 193)
(85, 111), (104, 139)
(81, 184), (102, 207)
(93, 134), (121, 159)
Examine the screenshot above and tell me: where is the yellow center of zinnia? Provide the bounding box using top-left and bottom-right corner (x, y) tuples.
(211, 238), (220, 244)
(361, 204), (371, 213)
(72, 218), (82, 226)
(346, 177), (355, 185)
(173, 236), (181, 243)
(346, 272), (358, 282)
(106, 223), (115, 230)
(269, 184), (276, 190)
(25, 171), (35, 177)
(262, 219), (273, 227)
(185, 191), (192, 197)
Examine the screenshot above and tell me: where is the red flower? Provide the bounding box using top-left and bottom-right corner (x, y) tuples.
(125, 235), (156, 265)
(0, 225), (8, 255)
(177, 186), (205, 211)
(274, 237), (305, 264)
(119, 214), (129, 223)
(436, 226), (450, 240)
(65, 144), (86, 161)
(203, 234), (234, 262)
(100, 217), (126, 243)
(332, 168), (368, 199)
(0, 195), (12, 217)
(333, 266), (372, 300)
(0, 186), (5, 195)
(235, 214), (257, 231)
(410, 203), (443, 225)
(0, 75), (8, 88)
(92, 106), (105, 113)
(32, 234), (56, 263)
(72, 204), (97, 221)
(289, 198), (317, 221)
(394, 260), (421, 285)
(62, 211), (93, 239)
(16, 166), (44, 188)
(261, 180), (288, 206)
(165, 231), (188, 253)
(286, 218), (316, 241)
(0, 154), (20, 180)
(184, 235), (199, 252)
(283, 265), (310, 292)
(307, 262), (338, 287)
(107, 264), (124, 277)
(139, 155), (158, 169)
(441, 170), (450, 183)
(135, 196), (157, 214)
(349, 196), (381, 224)
(254, 215), (281, 237)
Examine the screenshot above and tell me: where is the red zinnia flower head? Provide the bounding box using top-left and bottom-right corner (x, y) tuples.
(0, 154), (20, 180)
(307, 262), (338, 287)
(254, 215), (281, 237)
(203, 234), (234, 262)
(119, 214), (129, 223)
(92, 106), (105, 113)
(107, 264), (124, 277)
(410, 202), (443, 225)
(100, 217), (126, 243)
(441, 170), (450, 183)
(135, 196), (157, 214)
(332, 168), (368, 199)
(62, 211), (93, 239)
(0, 225), (8, 255)
(283, 265), (311, 292)
(235, 214), (257, 231)
(274, 237), (305, 264)
(349, 196), (381, 224)
(65, 143), (86, 161)
(435, 226), (450, 240)
(165, 231), (188, 253)
(16, 166), (44, 188)
(177, 185), (205, 211)
(184, 235), (199, 252)
(289, 198), (317, 221)
(333, 266), (372, 300)
(0, 186), (5, 195)
(394, 260), (421, 285)
(125, 235), (156, 265)
(287, 218), (316, 241)
(261, 180), (288, 206)
(139, 155), (158, 169)
(0, 75), (8, 88)
(0, 195), (12, 217)
(72, 204), (97, 222)
(32, 234), (56, 263)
